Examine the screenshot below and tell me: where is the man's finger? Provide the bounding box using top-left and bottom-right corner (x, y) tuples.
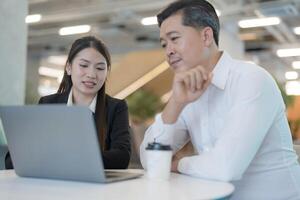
(183, 75), (191, 90)
(195, 66), (208, 81)
(189, 72), (197, 92)
(203, 72), (213, 91)
(194, 69), (204, 90)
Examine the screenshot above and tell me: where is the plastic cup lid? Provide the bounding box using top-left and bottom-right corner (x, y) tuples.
(146, 142), (172, 151)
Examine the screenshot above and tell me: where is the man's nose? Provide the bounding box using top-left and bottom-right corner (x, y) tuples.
(166, 43), (175, 57)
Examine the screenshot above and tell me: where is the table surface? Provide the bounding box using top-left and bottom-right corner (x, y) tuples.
(0, 169), (234, 200)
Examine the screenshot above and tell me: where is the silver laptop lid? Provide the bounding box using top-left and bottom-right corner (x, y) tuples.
(0, 105), (106, 182)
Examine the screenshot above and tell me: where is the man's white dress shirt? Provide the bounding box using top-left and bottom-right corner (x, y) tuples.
(140, 52), (300, 199)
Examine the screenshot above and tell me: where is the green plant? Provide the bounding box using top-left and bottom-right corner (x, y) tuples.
(126, 90), (163, 123)
(289, 119), (300, 140)
(276, 80), (294, 107)
(276, 80), (300, 140)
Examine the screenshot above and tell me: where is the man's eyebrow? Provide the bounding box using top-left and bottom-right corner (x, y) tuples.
(160, 31), (178, 42)
(166, 31), (178, 37)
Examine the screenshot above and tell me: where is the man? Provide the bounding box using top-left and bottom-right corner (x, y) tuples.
(140, 0), (300, 199)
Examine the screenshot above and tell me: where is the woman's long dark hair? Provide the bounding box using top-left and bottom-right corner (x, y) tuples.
(58, 36), (111, 151)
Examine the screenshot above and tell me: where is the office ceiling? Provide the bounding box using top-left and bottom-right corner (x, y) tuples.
(28, 0), (173, 55)
(27, 0), (300, 92)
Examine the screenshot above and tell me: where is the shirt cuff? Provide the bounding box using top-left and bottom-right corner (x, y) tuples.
(152, 114), (177, 143)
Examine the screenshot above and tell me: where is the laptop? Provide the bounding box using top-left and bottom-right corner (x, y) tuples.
(0, 105), (142, 183)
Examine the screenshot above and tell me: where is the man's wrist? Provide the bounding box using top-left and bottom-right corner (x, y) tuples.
(169, 95), (187, 108)
(162, 98), (186, 124)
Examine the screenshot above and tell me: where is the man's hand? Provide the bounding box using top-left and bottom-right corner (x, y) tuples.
(171, 156), (180, 173)
(171, 141), (195, 173)
(162, 65), (212, 124)
(172, 65), (212, 105)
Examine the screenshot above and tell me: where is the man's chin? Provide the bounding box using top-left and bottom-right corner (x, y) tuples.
(172, 65), (188, 73)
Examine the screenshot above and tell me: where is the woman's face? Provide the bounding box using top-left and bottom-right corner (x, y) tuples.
(67, 47), (108, 99)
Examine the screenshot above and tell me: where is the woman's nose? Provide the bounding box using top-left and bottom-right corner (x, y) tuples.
(86, 67), (96, 78)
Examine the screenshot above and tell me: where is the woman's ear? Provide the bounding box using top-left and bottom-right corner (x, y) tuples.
(105, 70), (110, 81)
(66, 63), (71, 75)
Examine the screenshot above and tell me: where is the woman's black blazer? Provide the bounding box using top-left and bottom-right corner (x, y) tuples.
(5, 92), (131, 169)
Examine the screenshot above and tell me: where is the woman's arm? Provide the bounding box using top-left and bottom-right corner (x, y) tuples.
(102, 100), (131, 169)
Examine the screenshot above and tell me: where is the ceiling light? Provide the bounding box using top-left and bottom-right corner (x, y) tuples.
(285, 71), (298, 80)
(285, 81), (300, 95)
(238, 17), (281, 28)
(25, 14), (42, 24)
(216, 9), (221, 17)
(293, 27), (300, 35)
(59, 25), (91, 36)
(276, 48), (300, 57)
(141, 16), (157, 26)
(292, 61), (300, 69)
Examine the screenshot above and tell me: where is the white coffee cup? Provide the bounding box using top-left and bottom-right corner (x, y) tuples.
(146, 142), (172, 180)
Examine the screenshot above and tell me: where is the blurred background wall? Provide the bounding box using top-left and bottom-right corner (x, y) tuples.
(0, 0), (27, 105)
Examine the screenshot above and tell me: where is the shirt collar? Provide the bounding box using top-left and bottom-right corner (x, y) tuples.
(211, 51), (231, 90)
(67, 88), (97, 113)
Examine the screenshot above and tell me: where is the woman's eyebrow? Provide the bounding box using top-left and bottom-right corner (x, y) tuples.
(79, 58), (90, 63)
(96, 61), (106, 65)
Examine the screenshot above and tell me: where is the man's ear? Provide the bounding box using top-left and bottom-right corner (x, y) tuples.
(202, 27), (214, 47)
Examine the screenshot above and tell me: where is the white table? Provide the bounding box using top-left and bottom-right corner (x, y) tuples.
(0, 170), (234, 200)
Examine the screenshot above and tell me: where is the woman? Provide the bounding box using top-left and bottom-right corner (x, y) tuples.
(6, 36), (130, 169)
